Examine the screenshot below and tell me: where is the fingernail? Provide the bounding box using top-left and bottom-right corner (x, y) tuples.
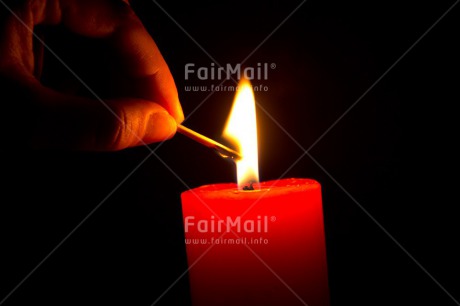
(146, 111), (177, 143)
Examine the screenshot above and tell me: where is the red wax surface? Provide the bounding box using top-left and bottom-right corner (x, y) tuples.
(181, 178), (329, 306)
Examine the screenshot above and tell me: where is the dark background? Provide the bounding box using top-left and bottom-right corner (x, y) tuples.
(1, 0), (459, 305)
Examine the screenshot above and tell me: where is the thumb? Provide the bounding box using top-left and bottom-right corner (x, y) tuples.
(7, 78), (177, 151)
(97, 98), (178, 151)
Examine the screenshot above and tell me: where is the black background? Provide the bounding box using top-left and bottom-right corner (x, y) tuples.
(1, 0), (459, 305)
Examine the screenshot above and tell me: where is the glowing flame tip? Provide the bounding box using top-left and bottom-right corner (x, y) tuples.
(223, 78), (259, 189)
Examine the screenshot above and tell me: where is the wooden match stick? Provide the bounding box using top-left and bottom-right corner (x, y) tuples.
(177, 125), (242, 161)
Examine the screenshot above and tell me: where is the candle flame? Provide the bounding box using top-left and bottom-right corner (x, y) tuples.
(223, 78), (259, 189)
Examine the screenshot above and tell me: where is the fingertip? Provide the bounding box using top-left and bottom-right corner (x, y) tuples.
(144, 111), (177, 143)
(173, 98), (185, 124)
(152, 76), (184, 124)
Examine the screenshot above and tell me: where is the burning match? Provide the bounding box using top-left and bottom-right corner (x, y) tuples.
(177, 125), (242, 161)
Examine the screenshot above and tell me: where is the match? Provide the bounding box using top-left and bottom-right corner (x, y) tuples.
(177, 125), (242, 161)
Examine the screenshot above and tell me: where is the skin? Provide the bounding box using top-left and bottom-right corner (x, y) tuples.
(0, 0), (184, 150)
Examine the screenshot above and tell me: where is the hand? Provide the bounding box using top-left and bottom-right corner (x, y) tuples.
(0, 0), (184, 150)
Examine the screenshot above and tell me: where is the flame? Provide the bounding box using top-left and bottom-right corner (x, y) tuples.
(223, 78), (259, 189)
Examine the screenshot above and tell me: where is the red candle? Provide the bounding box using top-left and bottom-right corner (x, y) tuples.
(181, 78), (329, 305)
(181, 178), (329, 306)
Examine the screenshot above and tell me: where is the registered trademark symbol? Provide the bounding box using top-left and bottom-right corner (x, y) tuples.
(270, 216), (276, 222)
(270, 63), (276, 69)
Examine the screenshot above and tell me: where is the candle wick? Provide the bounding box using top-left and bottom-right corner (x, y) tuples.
(243, 182), (255, 191)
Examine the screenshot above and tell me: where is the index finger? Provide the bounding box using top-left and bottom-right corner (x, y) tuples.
(40, 0), (184, 122)
(110, 18), (184, 123)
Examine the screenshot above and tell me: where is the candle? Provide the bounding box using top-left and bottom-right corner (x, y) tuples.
(181, 178), (329, 306)
(181, 78), (329, 305)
